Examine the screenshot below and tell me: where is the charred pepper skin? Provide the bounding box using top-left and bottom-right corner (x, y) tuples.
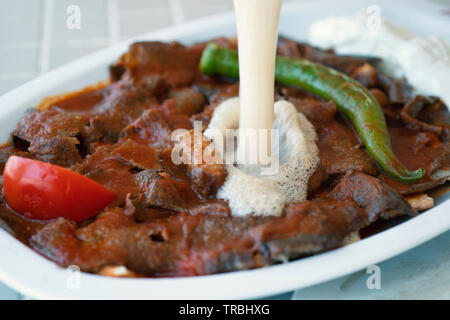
(199, 43), (425, 183)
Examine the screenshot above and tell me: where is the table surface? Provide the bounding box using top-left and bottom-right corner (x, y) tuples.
(0, 0), (449, 300)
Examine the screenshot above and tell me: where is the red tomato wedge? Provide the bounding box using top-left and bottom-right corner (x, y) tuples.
(3, 156), (116, 221)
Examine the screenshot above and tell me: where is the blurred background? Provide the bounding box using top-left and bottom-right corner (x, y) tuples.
(0, 0), (448, 96)
(0, 0), (449, 300)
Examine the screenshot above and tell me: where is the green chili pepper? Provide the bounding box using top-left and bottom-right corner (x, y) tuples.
(199, 43), (425, 183)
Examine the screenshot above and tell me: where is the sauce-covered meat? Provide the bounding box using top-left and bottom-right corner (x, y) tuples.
(0, 38), (448, 277)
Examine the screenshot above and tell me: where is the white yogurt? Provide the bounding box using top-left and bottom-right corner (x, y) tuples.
(309, 11), (450, 107)
(205, 98), (319, 217)
(209, 0), (320, 217)
(233, 0), (282, 162)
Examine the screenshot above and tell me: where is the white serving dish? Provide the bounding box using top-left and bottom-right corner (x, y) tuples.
(0, 0), (449, 299)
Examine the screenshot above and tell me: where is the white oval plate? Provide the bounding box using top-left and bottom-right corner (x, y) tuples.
(0, 0), (449, 299)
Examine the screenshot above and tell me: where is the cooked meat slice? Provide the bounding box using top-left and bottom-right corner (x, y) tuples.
(317, 121), (378, 176)
(86, 169), (138, 207)
(30, 198), (367, 276)
(415, 98), (450, 136)
(189, 165), (227, 198)
(288, 97), (377, 176)
(253, 199), (365, 262)
(112, 139), (162, 171)
(76, 207), (135, 243)
(190, 84), (239, 129)
(288, 98), (336, 126)
(277, 38), (366, 74)
(208, 84), (239, 107)
(71, 144), (131, 174)
(192, 83), (224, 104)
(135, 170), (183, 210)
(377, 73), (413, 104)
(329, 171), (417, 222)
(12, 108), (88, 166)
(157, 99), (193, 131)
(168, 88), (206, 115)
(30, 217), (125, 272)
(158, 147), (192, 182)
(121, 108), (172, 147)
(131, 74), (169, 99)
(173, 129), (227, 198)
(13, 108), (85, 141)
(87, 80), (158, 143)
(308, 165), (329, 195)
(13, 79), (166, 164)
(131, 197), (231, 221)
(119, 41), (203, 88)
(296, 42), (366, 75)
(135, 170), (200, 211)
(277, 37), (302, 58)
(401, 95), (450, 139)
(401, 95), (445, 136)
(28, 136), (83, 166)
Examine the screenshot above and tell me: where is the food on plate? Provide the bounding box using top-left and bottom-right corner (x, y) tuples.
(0, 35), (448, 277)
(204, 97), (319, 217)
(200, 43), (425, 182)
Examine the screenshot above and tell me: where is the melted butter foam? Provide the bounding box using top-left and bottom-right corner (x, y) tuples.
(205, 97), (319, 217)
